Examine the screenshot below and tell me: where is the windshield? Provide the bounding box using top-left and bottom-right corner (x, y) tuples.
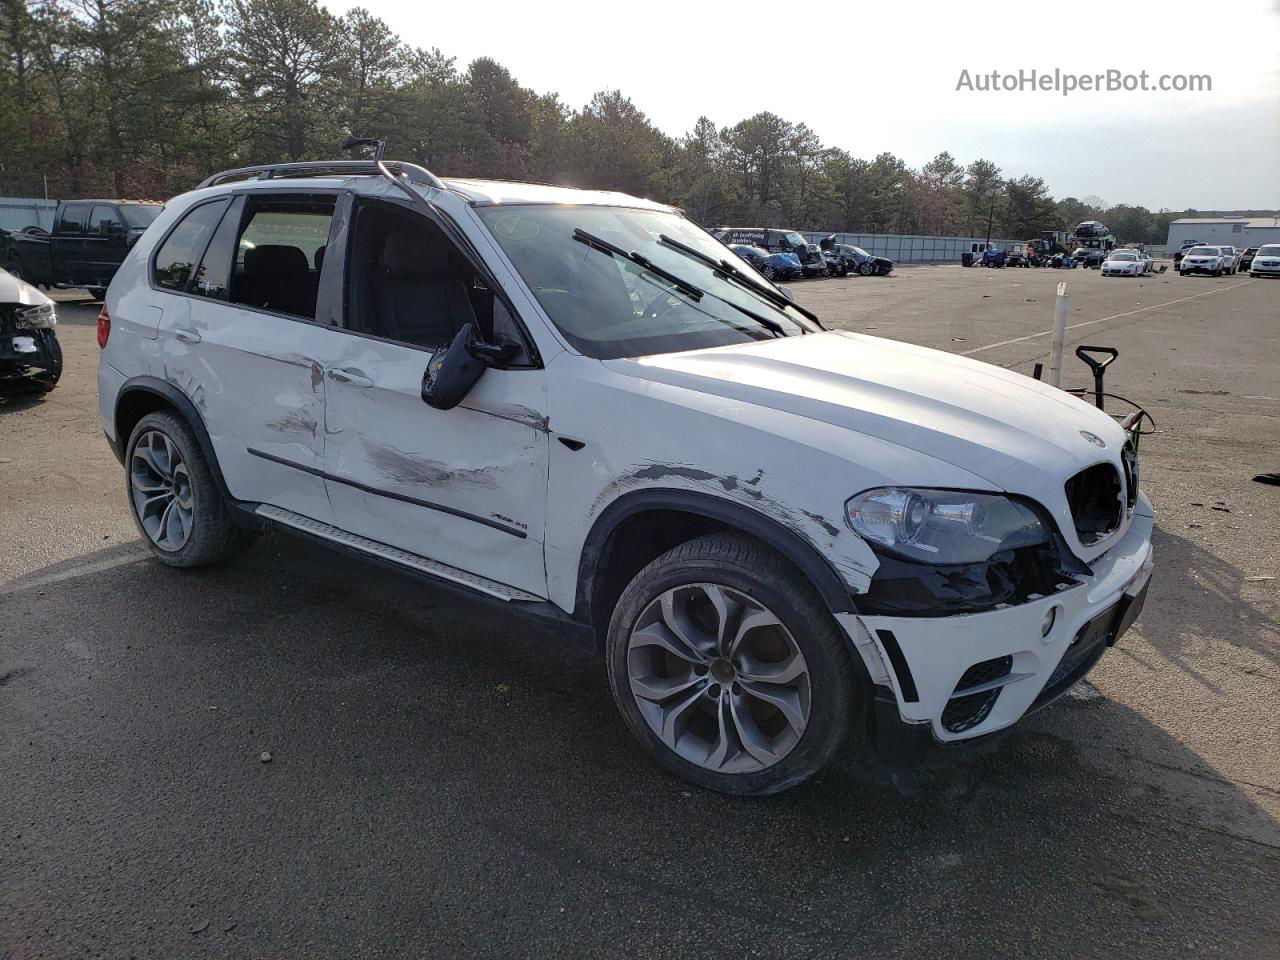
(120, 204), (161, 228)
(477, 205), (812, 359)
(782, 232), (805, 248)
(1188, 247), (1219, 256)
(850, 246), (870, 257)
(1259, 245), (1280, 256)
(1109, 252), (1137, 261)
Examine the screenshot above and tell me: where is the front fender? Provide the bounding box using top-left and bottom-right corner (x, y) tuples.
(575, 486), (858, 620)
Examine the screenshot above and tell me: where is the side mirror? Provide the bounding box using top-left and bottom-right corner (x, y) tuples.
(420, 323), (518, 410)
(777, 285), (795, 302)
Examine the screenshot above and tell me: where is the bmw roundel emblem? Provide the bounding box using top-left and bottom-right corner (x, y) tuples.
(1080, 431), (1106, 448)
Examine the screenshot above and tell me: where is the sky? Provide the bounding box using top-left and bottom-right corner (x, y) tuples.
(335, 0), (1280, 211)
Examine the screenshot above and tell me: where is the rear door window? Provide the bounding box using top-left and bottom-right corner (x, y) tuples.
(187, 196), (245, 300)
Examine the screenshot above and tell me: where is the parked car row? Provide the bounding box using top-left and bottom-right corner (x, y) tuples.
(711, 227), (894, 280)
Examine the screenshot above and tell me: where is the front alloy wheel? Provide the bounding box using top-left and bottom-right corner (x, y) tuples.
(627, 583), (811, 775)
(606, 533), (856, 795)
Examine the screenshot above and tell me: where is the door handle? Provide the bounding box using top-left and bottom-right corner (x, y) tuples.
(174, 328), (202, 344)
(327, 367), (373, 388)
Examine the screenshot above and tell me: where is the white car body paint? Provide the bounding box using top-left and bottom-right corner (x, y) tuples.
(1101, 252), (1144, 276)
(1181, 247), (1227, 275)
(0, 266), (54, 308)
(100, 172), (1155, 748)
(1250, 245), (1280, 276)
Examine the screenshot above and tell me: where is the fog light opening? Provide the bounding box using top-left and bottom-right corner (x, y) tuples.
(1041, 605), (1059, 639)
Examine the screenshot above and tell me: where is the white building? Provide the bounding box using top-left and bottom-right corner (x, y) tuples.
(1167, 216), (1280, 250)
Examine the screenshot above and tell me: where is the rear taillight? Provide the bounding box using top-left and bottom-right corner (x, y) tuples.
(96, 303), (110, 348)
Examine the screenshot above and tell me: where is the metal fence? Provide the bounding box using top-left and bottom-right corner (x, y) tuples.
(798, 231), (1024, 263)
(0, 197), (57, 233)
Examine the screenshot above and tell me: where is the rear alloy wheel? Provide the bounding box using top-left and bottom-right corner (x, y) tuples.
(126, 411), (254, 567)
(130, 429), (196, 552)
(606, 533), (856, 795)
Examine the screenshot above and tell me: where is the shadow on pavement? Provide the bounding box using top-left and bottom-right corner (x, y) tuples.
(1112, 525), (1280, 690)
(1, 534), (1277, 959)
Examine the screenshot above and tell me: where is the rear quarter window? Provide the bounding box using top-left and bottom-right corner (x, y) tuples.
(152, 200), (230, 291)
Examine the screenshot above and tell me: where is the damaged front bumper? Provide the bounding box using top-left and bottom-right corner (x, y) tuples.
(0, 326), (62, 391)
(837, 496), (1154, 761)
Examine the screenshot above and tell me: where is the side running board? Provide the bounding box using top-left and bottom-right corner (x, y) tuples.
(255, 504), (544, 603)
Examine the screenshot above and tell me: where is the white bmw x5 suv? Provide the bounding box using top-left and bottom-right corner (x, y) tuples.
(97, 159), (1153, 795)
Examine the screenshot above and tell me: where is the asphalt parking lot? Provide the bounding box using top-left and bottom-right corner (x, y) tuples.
(2, 265), (1277, 958)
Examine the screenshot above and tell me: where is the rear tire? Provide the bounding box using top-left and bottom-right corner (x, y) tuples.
(605, 533), (857, 796)
(125, 411), (255, 567)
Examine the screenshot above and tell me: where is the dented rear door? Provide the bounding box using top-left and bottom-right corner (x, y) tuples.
(166, 192), (336, 523)
(321, 333), (550, 597)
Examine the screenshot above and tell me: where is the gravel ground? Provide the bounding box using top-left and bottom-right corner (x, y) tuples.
(1, 266), (1277, 959)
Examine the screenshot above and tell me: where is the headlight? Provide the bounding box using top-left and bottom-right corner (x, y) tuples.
(845, 488), (1049, 564)
(13, 302), (56, 329)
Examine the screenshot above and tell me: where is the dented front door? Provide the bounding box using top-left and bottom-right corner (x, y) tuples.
(321, 333), (549, 597)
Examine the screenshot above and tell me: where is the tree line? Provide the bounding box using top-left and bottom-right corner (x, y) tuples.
(0, 0), (1208, 243)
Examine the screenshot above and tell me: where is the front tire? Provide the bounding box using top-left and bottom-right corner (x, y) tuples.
(605, 533), (857, 796)
(858, 261), (875, 276)
(125, 411), (254, 567)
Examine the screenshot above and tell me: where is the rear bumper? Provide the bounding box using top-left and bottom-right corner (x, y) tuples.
(838, 496), (1154, 755)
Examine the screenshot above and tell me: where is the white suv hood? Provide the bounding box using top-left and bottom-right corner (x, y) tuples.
(612, 330), (1128, 499)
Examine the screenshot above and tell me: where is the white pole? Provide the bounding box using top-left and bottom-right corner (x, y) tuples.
(1048, 281), (1068, 387)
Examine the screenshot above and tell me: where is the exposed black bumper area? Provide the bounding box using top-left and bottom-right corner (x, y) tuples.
(869, 685), (938, 768)
(1029, 573), (1149, 713)
(0, 326), (62, 392)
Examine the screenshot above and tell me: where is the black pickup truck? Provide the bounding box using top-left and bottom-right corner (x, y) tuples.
(1, 199), (162, 298)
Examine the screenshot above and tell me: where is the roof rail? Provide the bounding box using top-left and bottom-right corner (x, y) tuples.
(196, 160), (446, 191)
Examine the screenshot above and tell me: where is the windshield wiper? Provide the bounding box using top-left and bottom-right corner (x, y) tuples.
(573, 229), (703, 302)
(572, 228), (787, 338)
(657, 233), (824, 328)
